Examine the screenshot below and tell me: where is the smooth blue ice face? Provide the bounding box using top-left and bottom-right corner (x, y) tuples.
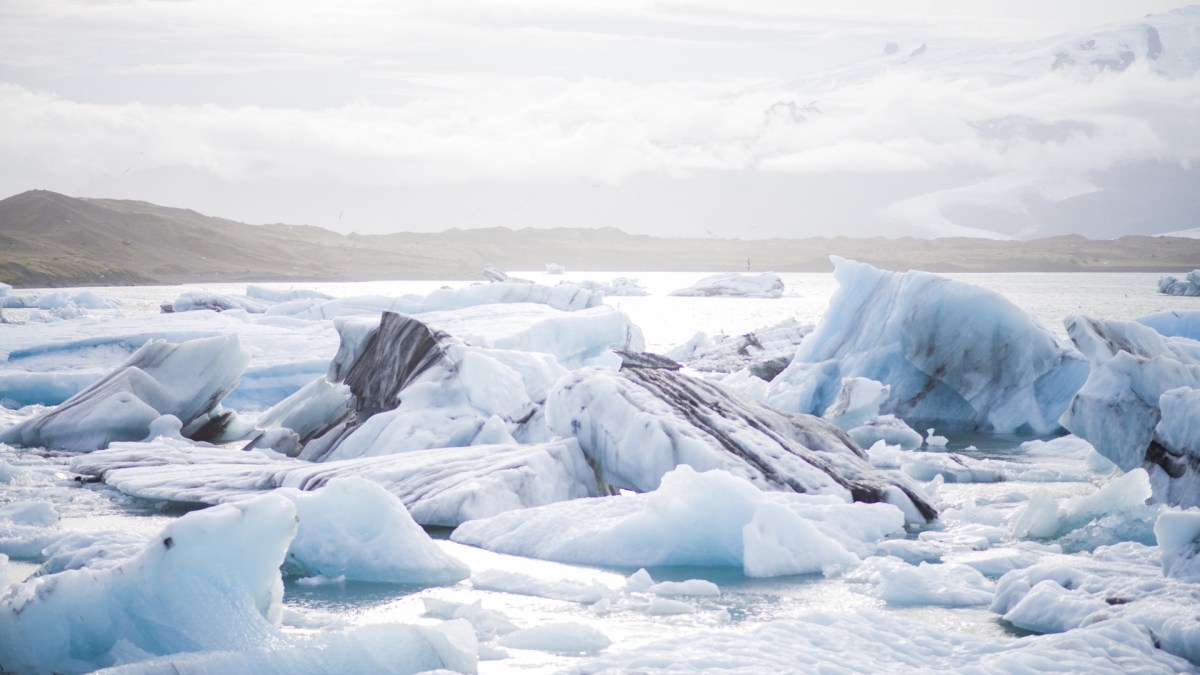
(767, 257), (1089, 434)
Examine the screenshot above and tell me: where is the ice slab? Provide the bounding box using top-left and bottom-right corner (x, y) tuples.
(666, 318), (811, 379)
(0, 334), (249, 451)
(546, 360), (936, 523)
(766, 257), (1089, 434)
(70, 437), (597, 527)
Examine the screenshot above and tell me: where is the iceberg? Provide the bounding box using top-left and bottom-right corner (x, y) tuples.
(0, 334), (250, 451)
(70, 437), (597, 527)
(821, 377), (924, 450)
(451, 465), (906, 577)
(546, 359), (936, 522)
(576, 276), (648, 297)
(669, 272), (784, 298)
(765, 257), (1089, 434)
(1060, 315), (1200, 507)
(1157, 269), (1200, 296)
(1155, 510), (1200, 581)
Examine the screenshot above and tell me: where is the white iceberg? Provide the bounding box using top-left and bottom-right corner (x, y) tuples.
(1137, 309), (1200, 340)
(669, 272), (784, 298)
(822, 377), (924, 450)
(766, 257), (1089, 434)
(0, 334), (250, 451)
(1154, 509), (1200, 581)
(577, 276), (648, 297)
(451, 465), (905, 578)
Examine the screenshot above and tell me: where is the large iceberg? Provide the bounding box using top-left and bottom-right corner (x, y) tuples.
(545, 357), (936, 523)
(1060, 315), (1200, 507)
(764, 257), (1089, 434)
(452, 465), (906, 577)
(669, 272), (784, 298)
(0, 334), (250, 451)
(70, 437), (598, 527)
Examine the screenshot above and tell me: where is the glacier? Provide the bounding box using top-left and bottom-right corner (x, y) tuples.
(763, 257), (1089, 434)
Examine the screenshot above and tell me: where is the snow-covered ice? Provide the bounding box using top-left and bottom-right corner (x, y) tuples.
(669, 272), (784, 298)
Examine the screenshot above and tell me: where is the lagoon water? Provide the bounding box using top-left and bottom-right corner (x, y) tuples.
(2, 270), (1199, 673)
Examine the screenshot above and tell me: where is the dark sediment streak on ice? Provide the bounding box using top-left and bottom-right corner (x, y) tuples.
(550, 357), (936, 522)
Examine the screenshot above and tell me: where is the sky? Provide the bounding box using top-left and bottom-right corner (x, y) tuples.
(0, 0), (1197, 239)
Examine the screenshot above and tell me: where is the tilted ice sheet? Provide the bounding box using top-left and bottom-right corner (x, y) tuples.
(70, 437), (598, 527)
(0, 334), (250, 451)
(546, 363), (935, 523)
(764, 257), (1089, 434)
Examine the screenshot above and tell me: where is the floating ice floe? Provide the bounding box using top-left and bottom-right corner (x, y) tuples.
(669, 272), (784, 298)
(0, 334), (250, 451)
(451, 465), (906, 577)
(764, 257), (1089, 435)
(845, 557), (996, 606)
(1157, 269), (1200, 296)
(573, 607), (1194, 674)
(667, 317), (812, 380)
(576, 276), (648, 296)
(70, 437), (597, 527)
(1060, 315), (1200, 507)
(1011, 469), (1160, 552)
(991, 540), (1200, 664)
(546, 358), (935, 522)
(265, 279), (602, 320)
(0, 500), (61, 558)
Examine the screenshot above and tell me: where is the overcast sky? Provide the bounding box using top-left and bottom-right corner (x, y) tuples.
(1, 1), (1196, 239)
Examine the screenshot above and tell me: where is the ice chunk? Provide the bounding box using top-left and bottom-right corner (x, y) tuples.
(1012, 469), (1155, 542)
(991, 547), (1200, 664)
(669, 272), (784, 298)
(0, 494), (295, 673)
(666, 318), (811, 378)
(71, 437), (597, 527)
(165, 290), (270, 313)
(0, 500), (61, 558)
(647, 579), (721, 597)
(0, 334), (250, 451)
(767, 257), (1088, 434)
(847, 557), (996, 606)
(279, 477), (469, 584)
(1154, 510), (1200, 581)
(498, 622), (611, 655)
(33, 289), (119, 310)
(546, 361), (936, 523)
(1060, 315), (1200, 506)
(1157, 269), (1200, 296)
(452, 465), (904, 577)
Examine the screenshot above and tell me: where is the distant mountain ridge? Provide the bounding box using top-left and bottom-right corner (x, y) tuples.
(1, 190), (1198, 288)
